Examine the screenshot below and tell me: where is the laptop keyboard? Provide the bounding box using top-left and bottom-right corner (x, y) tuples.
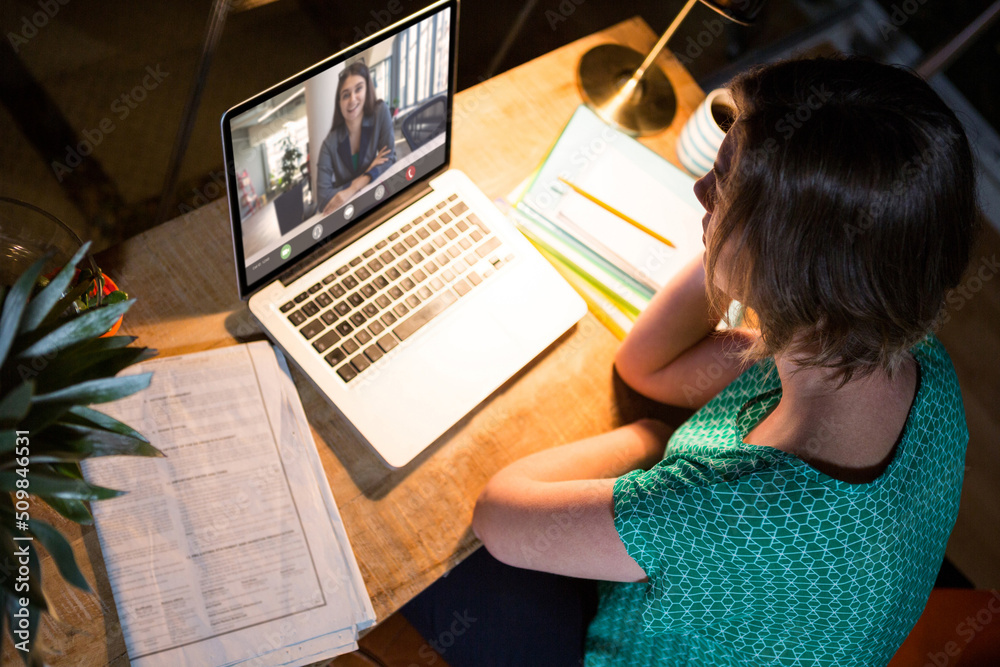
(279, 193), (515, 383)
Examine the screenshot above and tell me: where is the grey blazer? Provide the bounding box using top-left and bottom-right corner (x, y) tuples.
(316, 100), (396, 211)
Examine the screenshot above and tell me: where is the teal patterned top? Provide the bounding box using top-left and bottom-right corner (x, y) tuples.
(585, 334), (968, 666)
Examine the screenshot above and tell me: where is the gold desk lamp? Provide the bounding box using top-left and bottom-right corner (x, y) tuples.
(578, 0), (767, 135)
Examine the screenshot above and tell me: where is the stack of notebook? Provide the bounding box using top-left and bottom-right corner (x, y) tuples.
(505, 105), (706, 338)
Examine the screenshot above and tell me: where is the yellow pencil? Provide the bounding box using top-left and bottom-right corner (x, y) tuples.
(557, 176), (675, 248)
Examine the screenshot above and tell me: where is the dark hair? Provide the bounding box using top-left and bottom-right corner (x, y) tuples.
(332, 61), (377, 130)
(707, 56), (979, 383)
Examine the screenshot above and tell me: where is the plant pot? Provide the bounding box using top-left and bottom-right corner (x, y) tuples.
(93, 274), (124, 337)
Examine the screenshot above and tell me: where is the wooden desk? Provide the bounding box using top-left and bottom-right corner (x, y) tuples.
(5, 18), (704, 666)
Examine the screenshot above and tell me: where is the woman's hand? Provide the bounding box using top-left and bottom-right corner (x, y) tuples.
(365, 145), (391, 174)
(319, 145), (391, 215)
(322, 190), (351, 215)
(321, 172), (375, 215)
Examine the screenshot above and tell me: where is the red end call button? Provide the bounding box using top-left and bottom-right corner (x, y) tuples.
(405, 165), (416, 181)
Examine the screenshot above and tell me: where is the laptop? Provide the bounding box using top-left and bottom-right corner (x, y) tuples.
(221, 0), (586, 468)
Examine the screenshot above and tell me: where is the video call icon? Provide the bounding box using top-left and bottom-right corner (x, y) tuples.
(344, 204), (355, 221)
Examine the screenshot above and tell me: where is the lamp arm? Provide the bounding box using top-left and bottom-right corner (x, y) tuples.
(632, 0), (700, 82)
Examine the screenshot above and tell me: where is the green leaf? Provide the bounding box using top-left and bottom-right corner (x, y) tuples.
(40, 496), (93, 525)
(2, 586), (44, 665)
(16, 401), (72, 436)
(37, 423), (163, 458)
(1, 434), (81, 466)
(38, 280), (91, 329)
(0, 430), (15, 454)
(13, 292), (111, 358)
(29, 519), (91, 592)
(90, 334), (138, 349)
(0, 527), (47, 613)
(64, 405), (148, 442)
(0, 498), (91, 600)
(0, 449), (87, 465)
(20, 242), (91, 333)
(32, 344), (156, 395)
(16, 299), (133, 359)
(32, 371), (152, 406)
(0, 253), (49, 368)
(0, 380), (34, 427)
(102, 290), (128, 305)
(42, 461), (83, 479)
(20, 332), (137, 366)
(0, 471), (122, 500)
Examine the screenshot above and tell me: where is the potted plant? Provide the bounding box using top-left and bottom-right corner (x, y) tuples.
(279, 136), (302, 192)
(0, 243), (160, 665)
(63, 267), (127, 337)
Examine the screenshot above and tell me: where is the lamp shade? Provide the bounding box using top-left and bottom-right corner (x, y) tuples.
(700, 0), (767, 26)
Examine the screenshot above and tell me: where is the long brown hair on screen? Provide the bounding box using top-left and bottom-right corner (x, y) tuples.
(705, 56), (980, 385)
(331, 60), (378, 131)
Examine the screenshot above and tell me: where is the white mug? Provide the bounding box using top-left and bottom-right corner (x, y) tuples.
(677, 87), (735, 177)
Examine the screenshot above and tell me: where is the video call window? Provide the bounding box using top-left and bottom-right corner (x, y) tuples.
(232, 7), (451, 277)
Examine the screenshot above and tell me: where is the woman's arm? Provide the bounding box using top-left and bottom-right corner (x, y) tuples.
(614, 252), (757, 408)
(472, 419), (670, 581)
(364, 101), (397, 182)
(322, 172), (373, 215)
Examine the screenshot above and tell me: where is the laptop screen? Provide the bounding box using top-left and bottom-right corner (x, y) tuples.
(222, 0), (456, 298)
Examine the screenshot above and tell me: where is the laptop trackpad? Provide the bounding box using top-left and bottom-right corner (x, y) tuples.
(350, 285), (532, 432)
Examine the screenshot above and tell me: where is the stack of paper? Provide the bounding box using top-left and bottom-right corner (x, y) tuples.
(83, 342), (375, 667)
(507, 106), (706, 338)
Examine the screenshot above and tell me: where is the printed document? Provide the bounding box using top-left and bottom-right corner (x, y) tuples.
(83, 342), (375, 667)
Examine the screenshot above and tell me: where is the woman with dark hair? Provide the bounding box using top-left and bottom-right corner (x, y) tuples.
(317, 60), (396, 214)
(405, 56), (980, 665)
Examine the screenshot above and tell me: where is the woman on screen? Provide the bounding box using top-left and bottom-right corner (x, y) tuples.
(317, 61), (396, 215)
(405, 56), (980, 665)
